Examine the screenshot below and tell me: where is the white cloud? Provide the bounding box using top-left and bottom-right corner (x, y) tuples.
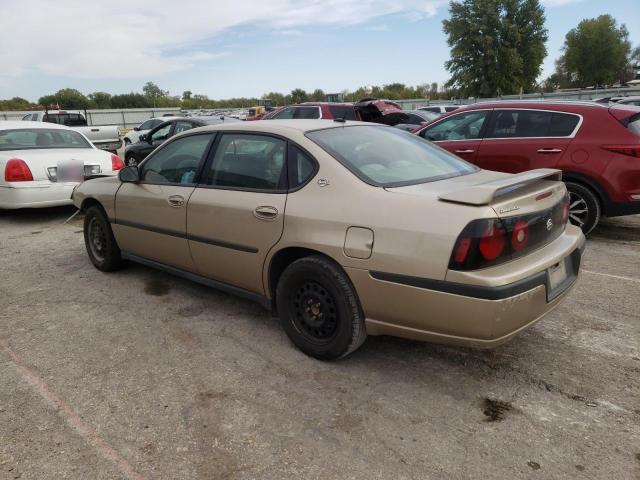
(0, 0), (446, 80)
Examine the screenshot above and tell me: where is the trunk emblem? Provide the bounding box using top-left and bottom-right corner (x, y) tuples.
(499, 205), (519, 214)
(546, 218), (553, 231)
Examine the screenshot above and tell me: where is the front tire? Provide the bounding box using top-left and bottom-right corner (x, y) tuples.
(83, 206), (125, 272)
(276, 256), (367, 360)
(565, 181), (601, 235)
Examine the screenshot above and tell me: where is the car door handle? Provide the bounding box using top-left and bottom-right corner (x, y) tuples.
(167, 195), (185, 207)
(454, 149), (475, 154)
(254, 206), (278, 220)
(537, 148), (563, 154)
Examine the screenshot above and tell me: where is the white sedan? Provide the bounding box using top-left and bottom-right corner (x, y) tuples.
(123, 116), (182, 145)
(0, 121), (124, 209)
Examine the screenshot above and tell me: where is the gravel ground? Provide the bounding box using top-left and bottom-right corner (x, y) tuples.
(0, 207), (638, 480)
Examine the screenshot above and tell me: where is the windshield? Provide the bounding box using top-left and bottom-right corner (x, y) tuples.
(0, 128), (92, 151)
(306, 125), (477, 187)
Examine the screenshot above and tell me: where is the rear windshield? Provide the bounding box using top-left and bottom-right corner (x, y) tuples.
(328, 105), (358, 120)
(0, 128), (92, 151)
(628, 114), (640, 138)
(306, 125), (478, 187)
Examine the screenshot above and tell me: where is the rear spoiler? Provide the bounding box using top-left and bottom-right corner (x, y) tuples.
(438, 168), (562, 206)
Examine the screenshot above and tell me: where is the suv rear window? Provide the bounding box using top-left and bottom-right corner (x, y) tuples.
(307, 125), (477, 187)
(293, 107), (320, 119)
(627, 114), (640, 138)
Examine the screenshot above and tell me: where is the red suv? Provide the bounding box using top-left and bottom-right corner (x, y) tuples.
(416, 101), (640, 233)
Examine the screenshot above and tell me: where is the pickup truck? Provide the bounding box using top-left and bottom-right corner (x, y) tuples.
(23, 110), (122, 153)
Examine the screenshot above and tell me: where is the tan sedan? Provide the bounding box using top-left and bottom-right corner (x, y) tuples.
(72, 120), (585, 359)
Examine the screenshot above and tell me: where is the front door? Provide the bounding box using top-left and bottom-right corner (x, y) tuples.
(475, 109), (578, 173)
(113, 132), (215, 270)
(187, 133), (288, 294)
(418, 109), (491, 163)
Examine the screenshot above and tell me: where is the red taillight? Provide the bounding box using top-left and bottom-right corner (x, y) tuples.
(111, 154), (124, 171)
(4, 158), (33, 182)
(511, 220), (529, 252)
(478, 221), (506, 260)
(454, 237), (472, 263)
(561, 195), (570, 224)
(602, 145), (640, 158)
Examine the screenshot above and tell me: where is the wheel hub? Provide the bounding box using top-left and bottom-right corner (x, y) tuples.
(292, 282), (338, 342)
(568, 191), (588, 228)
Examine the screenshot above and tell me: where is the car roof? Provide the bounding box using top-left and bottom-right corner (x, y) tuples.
(0, 120), (72, 130)
(188, 119), (377, 135)
(459, 100), (610, 110)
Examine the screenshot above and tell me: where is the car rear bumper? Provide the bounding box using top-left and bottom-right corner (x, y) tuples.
(346, 227), (585, 348)
(0, 181), (77, 209)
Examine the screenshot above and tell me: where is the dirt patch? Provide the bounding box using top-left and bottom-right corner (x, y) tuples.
(527, 461), (541, 470)
(144, 278), (171, 296)
(482, 398), (513, 422)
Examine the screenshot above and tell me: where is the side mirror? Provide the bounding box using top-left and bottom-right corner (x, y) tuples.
(133, 127), (140, 131)
(119, 165), (140, 183)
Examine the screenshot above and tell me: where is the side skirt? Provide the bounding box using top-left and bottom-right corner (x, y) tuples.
(121, 252), (273, 310)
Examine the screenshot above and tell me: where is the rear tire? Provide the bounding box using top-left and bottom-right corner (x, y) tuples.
(276, 256), (367, 360)
(565, 182), (601, 235)
(83, 206), (125, 272)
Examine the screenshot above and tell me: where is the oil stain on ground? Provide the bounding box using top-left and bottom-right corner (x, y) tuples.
(482, 397), (513, 422)
(144, 278), (172, 296)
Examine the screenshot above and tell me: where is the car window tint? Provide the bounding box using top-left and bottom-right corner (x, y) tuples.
(423, 111), (488, 141)
(174, 121), (195, 134)
(139, 120), (154, 130)
(204, 134), (287, 190)
(328, 105), (358, 120)
(548, 113), (580, 136)
(151, 119), (164, 128)
(487, 110), (552, 138)
(140, 134), (212, 185)
(273, 108), (294, 119)
(151, 123), (172, 142)
(423, 107), (440, 113)
(288, 145), (316, 188)
(293, 107), (320, 119)
(65, 114), (86, 127)
(22, 114), (32, 121)
(444, 107), (459, 112)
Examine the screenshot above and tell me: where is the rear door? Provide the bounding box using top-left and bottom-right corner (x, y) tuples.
(113, 132), (215, 270)
(475, 109), (579, 173)
(186, 133), (289, 294)
(418, 109), (490, 162)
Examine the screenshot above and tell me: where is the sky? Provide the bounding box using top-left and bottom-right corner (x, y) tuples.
(0, 0), (638, 102)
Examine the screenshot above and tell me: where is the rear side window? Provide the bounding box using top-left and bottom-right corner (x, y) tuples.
(273, 107), (294, 119)
(328, 105), (358, 120)
(487, 110), (579, 138)
(293, 107), (320, 119)
(288, 145), (316, 189)
(204, 134), (287, 191)
(444, 107), (459, 112)
(422, 110), (489, 141)
(422, 107), (440, 113)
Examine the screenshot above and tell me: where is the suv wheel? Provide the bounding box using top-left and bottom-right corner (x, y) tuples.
(84, 206), (125, 272)
(565, 181), (601, 235)
(276, 256), (367, 360)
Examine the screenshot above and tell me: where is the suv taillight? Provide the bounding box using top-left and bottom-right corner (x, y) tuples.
(449, 195), (569, 271)
(111, 154), (124, 171)
(602, 145), (640, 158)
(5, 158), (33, 182)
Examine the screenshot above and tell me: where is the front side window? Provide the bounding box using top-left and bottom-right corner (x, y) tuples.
(140, 134), (213, 185)
(203, 134), (287, 191)
(422, 111), (488, 141)
(307, 125), (477, 187)
(139, 119), (154, 130)
(22, 114), (32, 121)
(151, 123), (172, 142)
(273, 108), (294, 119)
(486, 110), (579, 138)
(0, 128), (91, 151)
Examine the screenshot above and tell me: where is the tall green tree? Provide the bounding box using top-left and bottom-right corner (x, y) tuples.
(443, 0), (547, 97)
(559, 15), (630, 86)
(290, 88), (308, 104)
(38, 88), (92, 109)
(88, 92), (112, 109)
